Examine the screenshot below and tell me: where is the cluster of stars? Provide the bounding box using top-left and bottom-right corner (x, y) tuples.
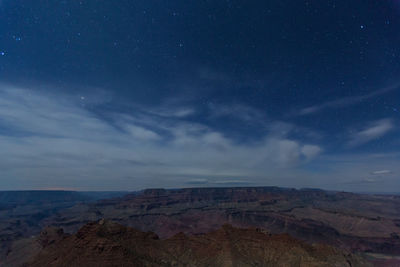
(1, 35), (23, 57)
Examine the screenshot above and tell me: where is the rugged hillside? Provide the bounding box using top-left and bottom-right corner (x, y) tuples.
(2, 187), (400, 266)
(45, 187), (400, 254)
(25, 220), (369, 267)
(0, 190), (125, 262)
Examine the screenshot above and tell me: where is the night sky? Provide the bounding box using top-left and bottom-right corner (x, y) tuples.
(0, 0), (399, 191)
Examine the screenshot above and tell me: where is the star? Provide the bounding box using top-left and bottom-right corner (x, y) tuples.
(360, 25), (365, 29)
(0, 52), (5, 56)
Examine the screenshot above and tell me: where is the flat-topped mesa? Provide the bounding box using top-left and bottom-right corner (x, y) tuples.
(120, 186), (342, 208)
(128, 186), (290, 202)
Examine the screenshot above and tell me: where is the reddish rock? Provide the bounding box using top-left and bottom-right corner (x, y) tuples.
(27, 220), (370, 267)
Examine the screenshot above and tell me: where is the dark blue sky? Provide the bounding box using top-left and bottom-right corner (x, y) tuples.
(0, 0), (399, 191)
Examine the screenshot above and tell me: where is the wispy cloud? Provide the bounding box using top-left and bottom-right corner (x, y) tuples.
(295, 83), (399, 116)
(145, 106), (196, 118)
(208, 103), (267, 124)
(348, 119), (394, 147)
(0, 84), (323, 190)
(371, 170), (392, 175)
(303, 152), (400, 192)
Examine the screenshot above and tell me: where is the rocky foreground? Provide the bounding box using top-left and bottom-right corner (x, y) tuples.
(11, 220), (369, 267)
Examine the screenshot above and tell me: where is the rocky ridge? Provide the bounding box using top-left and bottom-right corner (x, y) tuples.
(25, 220), (369, 267)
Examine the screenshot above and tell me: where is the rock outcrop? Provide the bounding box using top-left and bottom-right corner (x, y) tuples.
(26, 220), (370, 267)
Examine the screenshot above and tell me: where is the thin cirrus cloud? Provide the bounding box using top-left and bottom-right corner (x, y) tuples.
(348, 119), (394, 147)
(295, 83), (400, 116)
(207, 102), (267, 124)
(0, 84), (323, 190)
(371, 170), (392, 175)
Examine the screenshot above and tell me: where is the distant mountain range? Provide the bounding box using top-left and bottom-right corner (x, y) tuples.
(1, 187), (400, 266)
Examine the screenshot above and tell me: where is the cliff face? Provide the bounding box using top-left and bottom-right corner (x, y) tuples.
(0, 190), (126, 263)
(27, 220), (370, 267)
(45, 187), (400, 255)
(2, 187), (400, 266)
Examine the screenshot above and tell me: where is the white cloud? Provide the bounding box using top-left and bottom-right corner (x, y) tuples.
(0, 84), (323, 190)
(301, 145), (323, 160)
(213, 180), (250, 185)
(348, 119), (394, 147)
(295, 83), (399, 116)
(147, 107), (195, 118)
(371, 170), (392, 175)
(123, 124), (160, 140)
